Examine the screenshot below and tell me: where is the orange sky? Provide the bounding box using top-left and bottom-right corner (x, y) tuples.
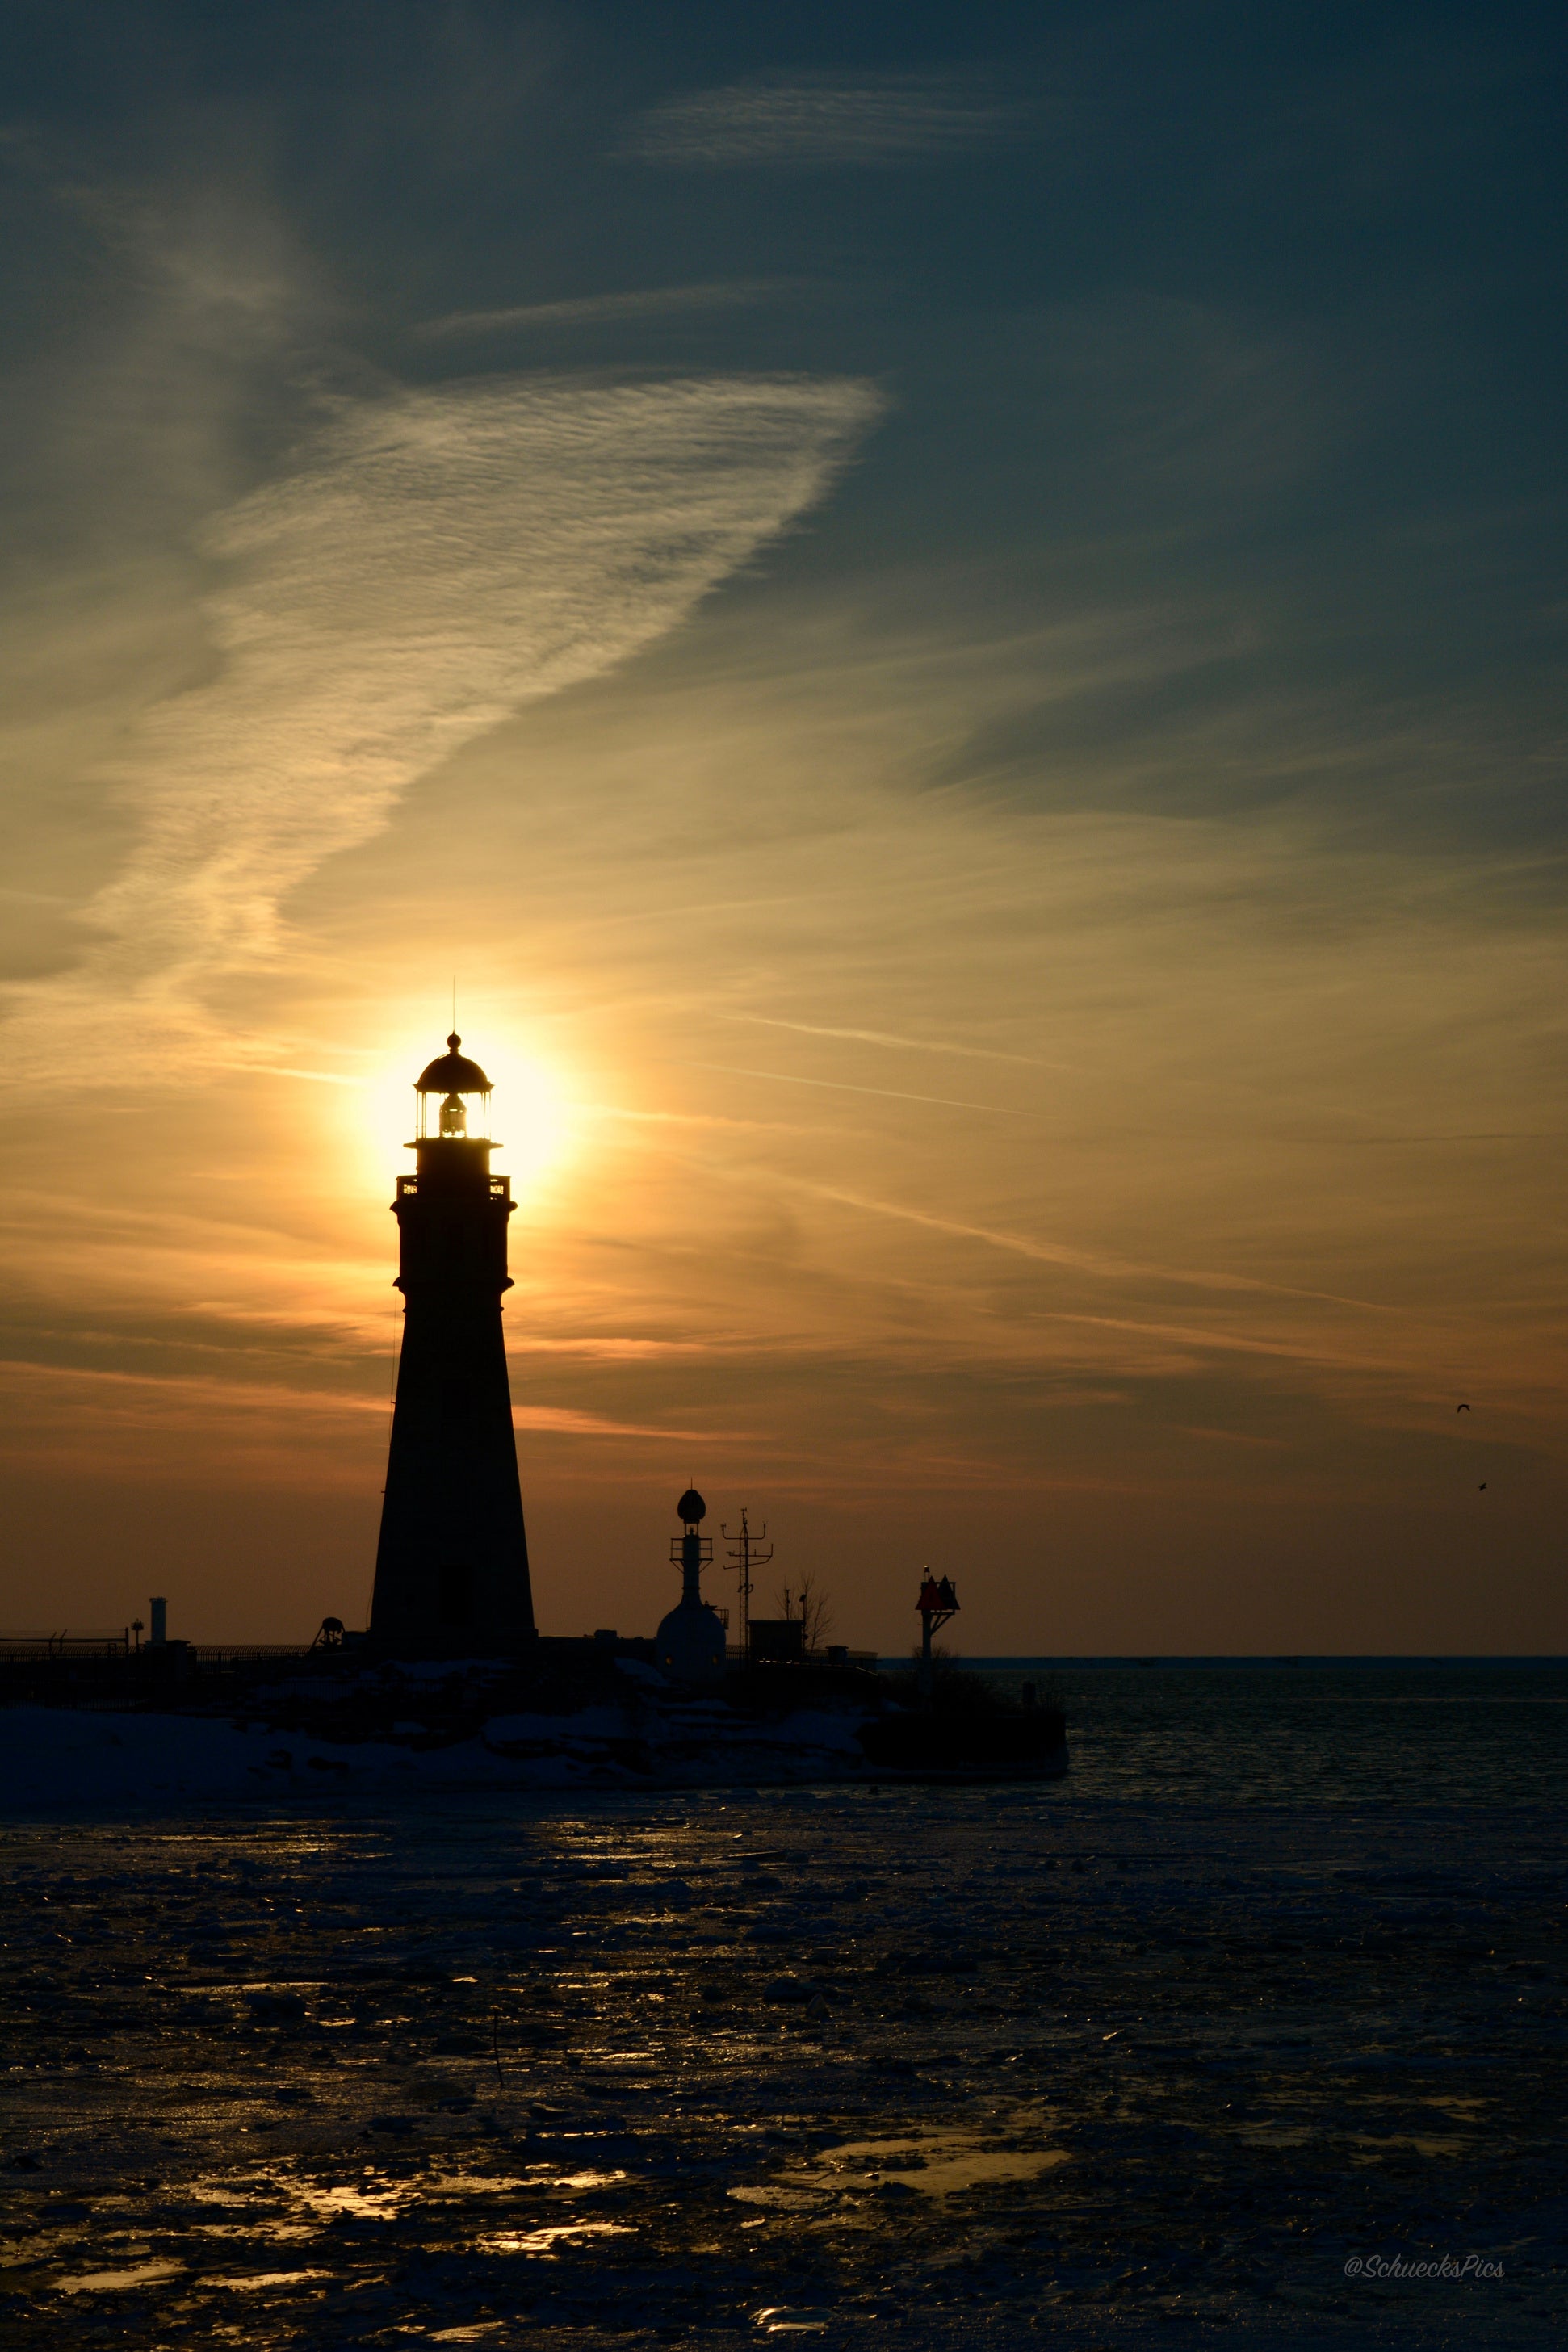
(3, 606), (1563, 1651)
(2, 13), (1565, 1653)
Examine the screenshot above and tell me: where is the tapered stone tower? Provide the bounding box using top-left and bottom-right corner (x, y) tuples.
(370, 1036), (535, 1656)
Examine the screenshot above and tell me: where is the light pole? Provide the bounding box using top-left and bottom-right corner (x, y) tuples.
(916, 1570), (959, 1703)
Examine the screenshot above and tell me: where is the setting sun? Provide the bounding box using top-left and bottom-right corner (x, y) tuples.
(350, 1023), (573, 1212)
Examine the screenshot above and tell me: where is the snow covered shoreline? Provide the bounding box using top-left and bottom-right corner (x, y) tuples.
(0, 1699), (858, 1809)
(0, 1681), (1067, 1810)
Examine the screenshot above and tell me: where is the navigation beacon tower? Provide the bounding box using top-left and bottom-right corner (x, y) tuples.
(370, 1036), (535, 1655)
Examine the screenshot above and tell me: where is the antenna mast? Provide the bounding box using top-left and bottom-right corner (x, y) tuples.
(722, 1507), (773, 1656)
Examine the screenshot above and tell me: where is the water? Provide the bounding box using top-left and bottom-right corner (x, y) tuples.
(969, 1658), (1568, 1805)
(2, 1662), (1564, 2348)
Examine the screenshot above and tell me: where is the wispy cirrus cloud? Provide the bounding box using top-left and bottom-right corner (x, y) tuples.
(415, 279), (813, 341)
(716, 1012), (1070, 1068)
(782, 1181), (1402, 1315)
(6, 371), (881, 1084)
(513, 1405), (752, 1441)
(622, 75), (1021, 168)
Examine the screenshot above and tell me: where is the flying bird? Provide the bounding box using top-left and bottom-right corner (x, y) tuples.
(1478, 1482), (1487, 1492)
(1457, 1402), (1470, 1412)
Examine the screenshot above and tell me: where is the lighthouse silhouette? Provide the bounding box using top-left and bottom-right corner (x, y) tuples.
(370, 1035), (536, 1655)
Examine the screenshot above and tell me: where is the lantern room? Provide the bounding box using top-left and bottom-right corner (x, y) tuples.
(413, 1033), (493, 1143)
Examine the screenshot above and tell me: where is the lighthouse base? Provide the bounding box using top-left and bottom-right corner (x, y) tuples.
(655, 1601), (727, 1686)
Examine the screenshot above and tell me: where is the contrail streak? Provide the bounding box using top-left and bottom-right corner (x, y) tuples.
(681, 1061), (1037, 1118)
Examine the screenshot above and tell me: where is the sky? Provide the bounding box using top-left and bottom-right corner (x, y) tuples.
(0, 1), (1564, 1654)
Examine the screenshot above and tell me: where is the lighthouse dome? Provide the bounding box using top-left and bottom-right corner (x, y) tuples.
(417, 1033), (491, 1094)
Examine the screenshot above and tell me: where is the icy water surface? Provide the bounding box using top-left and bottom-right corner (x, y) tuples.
(2, 1664), (1566, 2350)
(977, 1660), (1568, 1805)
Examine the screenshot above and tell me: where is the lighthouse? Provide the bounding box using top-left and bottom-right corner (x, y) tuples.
(656, 1486), (727, 1685)
(370, 1036), (536, 1656)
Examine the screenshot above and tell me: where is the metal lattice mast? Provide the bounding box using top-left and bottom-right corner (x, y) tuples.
(722, 1507), (773, 1654)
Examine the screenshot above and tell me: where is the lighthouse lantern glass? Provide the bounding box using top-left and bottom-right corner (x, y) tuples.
(413, 1079), (493, 1142)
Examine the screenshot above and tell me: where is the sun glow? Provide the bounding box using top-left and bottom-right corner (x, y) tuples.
(356, 1025), (573, 1207)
